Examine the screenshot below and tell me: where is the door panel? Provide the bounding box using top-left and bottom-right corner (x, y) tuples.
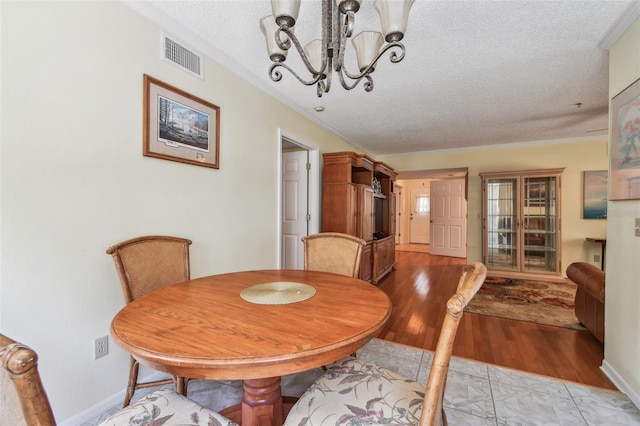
(359, 185), (374, 241)
(430, 179), (467, 258)
(282, 150), (308, 269)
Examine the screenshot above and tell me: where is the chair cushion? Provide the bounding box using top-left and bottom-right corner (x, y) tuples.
(98, 389), (237, 426)
(284, 357), (425, 426)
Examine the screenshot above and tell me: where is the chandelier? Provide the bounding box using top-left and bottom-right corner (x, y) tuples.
(260, 0), (414, 97)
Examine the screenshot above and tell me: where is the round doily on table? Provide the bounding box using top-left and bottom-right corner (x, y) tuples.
(240, 282), (316, 305)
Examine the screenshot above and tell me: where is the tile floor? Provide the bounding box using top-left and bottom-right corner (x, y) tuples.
(88, 338), (640, 425)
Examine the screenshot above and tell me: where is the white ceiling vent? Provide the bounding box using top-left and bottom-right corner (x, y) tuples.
(162, 34), (203, 79)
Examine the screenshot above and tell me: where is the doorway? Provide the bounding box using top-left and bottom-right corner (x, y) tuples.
(395, 168), (468, 258)
(279, 130), (320, 269)
(409, 186), (430, 244)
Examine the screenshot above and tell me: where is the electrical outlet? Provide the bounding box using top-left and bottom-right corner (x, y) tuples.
(95, 335), (109, 359)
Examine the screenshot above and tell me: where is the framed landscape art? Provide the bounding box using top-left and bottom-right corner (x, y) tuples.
(143, 74), (220, 169)
(609, 77), (640, 200)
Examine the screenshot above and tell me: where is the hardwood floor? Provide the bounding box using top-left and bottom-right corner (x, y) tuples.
(376, 250), (616, 390)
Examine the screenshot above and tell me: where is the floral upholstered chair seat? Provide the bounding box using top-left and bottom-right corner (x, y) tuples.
(285, 357), (426, 426)
(98, 389), (237, 426)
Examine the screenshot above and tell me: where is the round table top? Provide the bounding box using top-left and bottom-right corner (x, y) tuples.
(111, 269), (391, 380)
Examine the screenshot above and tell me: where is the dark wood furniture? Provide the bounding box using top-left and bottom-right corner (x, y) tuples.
(110, 269), (391, 426)
(321, 152), (397, 284)
(106, 235), (192, 407)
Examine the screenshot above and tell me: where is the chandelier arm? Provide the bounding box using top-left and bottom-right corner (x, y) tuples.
(276, 26), (329, 79)
(362, 75), (374, 92)
(316, 79), (327, 97)
(269, 62), (324, 87)
(274, 27), (292, 51)
(314, 55), (332, 98)
(342, 41), (405, 81)
(336, 68), (374, 92)
(324, 53), (333, 94)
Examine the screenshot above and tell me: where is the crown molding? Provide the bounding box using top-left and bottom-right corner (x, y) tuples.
(598, 0), (640, 49)
(377, 135), (609, 159)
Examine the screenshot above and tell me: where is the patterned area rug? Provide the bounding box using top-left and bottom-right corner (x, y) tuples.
(465, 276), (586, 330)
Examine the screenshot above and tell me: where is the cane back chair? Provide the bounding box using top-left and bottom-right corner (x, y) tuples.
(106, 235), (192, 407)
(284, 262), (488, 426)
(302, 232), (366, 278)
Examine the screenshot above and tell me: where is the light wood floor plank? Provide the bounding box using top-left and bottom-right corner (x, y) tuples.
(376, 251), (615, 389)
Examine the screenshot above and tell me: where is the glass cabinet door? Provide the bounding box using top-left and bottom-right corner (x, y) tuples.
(522, 176), (557, 272)
(482, 169), (563, 275)
(484, 178), (518, 270)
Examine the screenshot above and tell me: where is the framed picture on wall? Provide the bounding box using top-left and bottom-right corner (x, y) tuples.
(609, 77), (640, 200)
(143, 74), (220, 169)
(583, 170), (607, 219)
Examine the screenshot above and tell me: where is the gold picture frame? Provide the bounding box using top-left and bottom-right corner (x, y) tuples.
(143, 74), (220, 169)
(609, 77), (640, 200)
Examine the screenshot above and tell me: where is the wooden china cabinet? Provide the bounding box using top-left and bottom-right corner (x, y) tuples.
(322, 152), (397, 284)
(480, 168), (564, 277)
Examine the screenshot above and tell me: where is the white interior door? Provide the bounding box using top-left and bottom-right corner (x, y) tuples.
(282, 150), (308, 269)
(430, 178), (467, 258)
(409, 187), (430, 244)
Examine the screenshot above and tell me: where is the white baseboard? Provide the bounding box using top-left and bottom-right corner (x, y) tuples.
(58, 372), (170, 426)
(601, 360), (640, 409)
(58, 392), (124, 426)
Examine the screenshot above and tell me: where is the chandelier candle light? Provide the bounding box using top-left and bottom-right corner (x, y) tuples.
(260, 0), (414, 97)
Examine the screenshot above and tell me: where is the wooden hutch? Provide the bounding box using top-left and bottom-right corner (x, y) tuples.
(322, 152), (397, 284)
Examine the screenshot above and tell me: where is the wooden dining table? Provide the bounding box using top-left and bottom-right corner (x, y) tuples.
(110, 269), (392, 426)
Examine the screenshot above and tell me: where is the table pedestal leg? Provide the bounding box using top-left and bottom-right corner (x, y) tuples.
(241, 377), (282, 426)
(174, 376), (188, 395)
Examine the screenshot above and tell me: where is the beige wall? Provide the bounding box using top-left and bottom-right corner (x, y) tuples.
(381, 139), (609, 270)
(0, 1), (354, 422)
(604, 16), (640, 407)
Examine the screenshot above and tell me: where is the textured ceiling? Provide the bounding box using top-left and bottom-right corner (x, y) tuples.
(132, 0), (640, 156)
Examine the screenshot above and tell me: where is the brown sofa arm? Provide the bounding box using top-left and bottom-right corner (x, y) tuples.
(566, 261), (605, 343)
(566, 262), (605, 302)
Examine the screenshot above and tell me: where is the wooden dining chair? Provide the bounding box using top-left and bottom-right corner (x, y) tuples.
(284, 262), (488, 426)
(0, 334), (56, 426)
(302, 232), (366, 278)
(106, 235), (192, 407)
(0, 334), (236, 426)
